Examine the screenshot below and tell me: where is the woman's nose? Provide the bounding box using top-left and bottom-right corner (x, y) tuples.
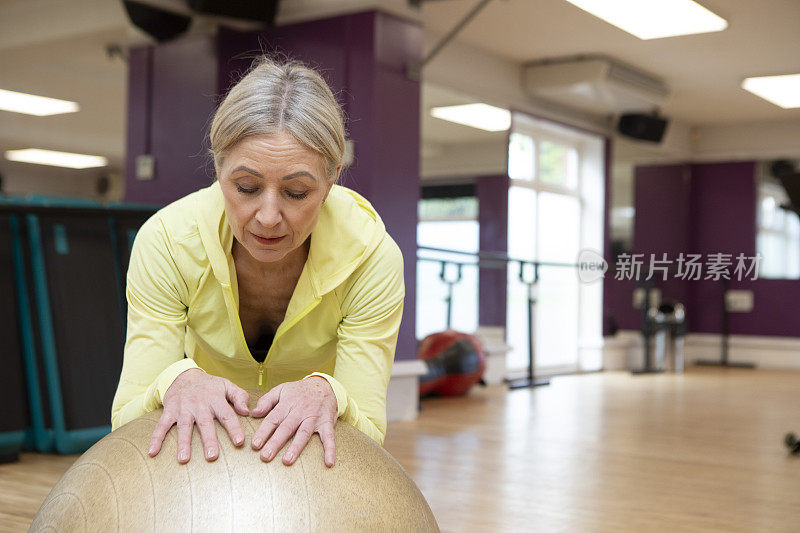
(254, 194), (282, 228)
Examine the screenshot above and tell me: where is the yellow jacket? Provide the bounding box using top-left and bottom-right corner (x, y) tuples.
(110, 181), (404, 445)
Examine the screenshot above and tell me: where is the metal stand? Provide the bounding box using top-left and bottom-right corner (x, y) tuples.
(406, 0), (496, 80)
(632, 277), (663, 375)
(439, 262), (463, 329)
(695, 278), (755, 368)
(508, 262), (550, 389)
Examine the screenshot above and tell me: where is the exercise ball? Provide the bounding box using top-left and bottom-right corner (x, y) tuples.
(30, 391), (439, 532)
(419, 329), (486, 397)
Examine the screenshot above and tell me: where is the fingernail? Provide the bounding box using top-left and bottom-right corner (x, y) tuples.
(252, 438), (261, 448)
(284, 452), (294, 463)
(148, 446), (155, 455)
(235, 436), (243, 446)
(206, 448), (216, 459)
(179, 452), (188, 462)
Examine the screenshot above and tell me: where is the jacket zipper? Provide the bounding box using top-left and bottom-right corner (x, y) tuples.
(225, 285), (322, 390)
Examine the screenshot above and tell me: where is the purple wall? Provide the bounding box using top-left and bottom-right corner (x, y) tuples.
(125, 12), (422, 359)
(687, 162), (756, 333)
(606, 160), (800, 338)
(477, 174), (509, 327)
(633, 164), (691, 258)
(125, 37), (218, 203)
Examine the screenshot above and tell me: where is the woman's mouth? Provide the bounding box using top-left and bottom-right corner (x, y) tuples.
(251, 232), (286, 245)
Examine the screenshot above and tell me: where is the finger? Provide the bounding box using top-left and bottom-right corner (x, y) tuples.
(195, 415), (220, 461)
(210, 400), (245, 447)
(148, 413), (175, 457)
(176, 416), (194, 464)
(318, 422), (336, 468)
(251, 411), (283, 451)
(225, 382), (250, 416)
(282, 418), (316, 466)
(251, 385), (282, 418)
(261, 417), (299, 463)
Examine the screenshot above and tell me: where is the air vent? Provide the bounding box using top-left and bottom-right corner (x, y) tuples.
(522, 55), (669, 114)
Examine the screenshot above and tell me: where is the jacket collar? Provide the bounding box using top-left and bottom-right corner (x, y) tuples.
(196, 180), (385, 298)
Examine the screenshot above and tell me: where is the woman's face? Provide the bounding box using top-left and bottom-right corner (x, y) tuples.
(218, 132), (332, 266)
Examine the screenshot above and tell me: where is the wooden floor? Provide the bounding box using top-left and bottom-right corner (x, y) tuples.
(3, 367), (800, 532)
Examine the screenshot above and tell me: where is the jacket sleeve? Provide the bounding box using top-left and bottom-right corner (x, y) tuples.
(305, 235), (405, 445)
(110, 216), (201, 430)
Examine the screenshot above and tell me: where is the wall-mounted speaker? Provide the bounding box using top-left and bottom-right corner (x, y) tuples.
(188, 0), (280, 24)
(769, 159), (795, 179)
(122, 1), (192, 42)
(617, 113), (668, 143)
(96, 175), (111, 196)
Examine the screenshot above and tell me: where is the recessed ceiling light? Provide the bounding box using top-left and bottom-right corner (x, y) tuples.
(5, 149), (108, 169)
(742, 74), (800, 109)
(0, 89), (79, 116)
(430, 103), (511, 132)
(564, 0), (728, 40)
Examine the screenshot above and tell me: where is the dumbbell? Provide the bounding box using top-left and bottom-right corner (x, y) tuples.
(784, 433), (800, 455)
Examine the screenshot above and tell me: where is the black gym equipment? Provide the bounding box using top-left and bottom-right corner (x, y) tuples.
(784, 433), (800, 455)
(0, 199), (157, 454)
(0, 214), (29, 462)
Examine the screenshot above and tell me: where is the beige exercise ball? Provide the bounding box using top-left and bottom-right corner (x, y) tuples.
(30, 391), (439, 532)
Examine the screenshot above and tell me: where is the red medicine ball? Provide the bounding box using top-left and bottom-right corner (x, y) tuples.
(418, 330), (486, 397)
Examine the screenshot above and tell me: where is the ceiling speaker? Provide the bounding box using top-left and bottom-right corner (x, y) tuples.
(122, 1), (192, 42)
(187, 0), (280, 24)
(617, 113), (668, 143)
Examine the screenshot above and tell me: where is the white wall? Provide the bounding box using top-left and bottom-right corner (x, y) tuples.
(1, 163), (123, 202)
(421, 138), (508, 180)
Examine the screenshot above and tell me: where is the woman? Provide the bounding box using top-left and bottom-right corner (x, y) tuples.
(111, 57), (405, 469)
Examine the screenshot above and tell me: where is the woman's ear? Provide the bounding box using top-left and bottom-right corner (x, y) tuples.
(322, 165), (341, 204)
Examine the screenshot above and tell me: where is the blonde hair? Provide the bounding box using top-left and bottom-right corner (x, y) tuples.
(209, 56), (346, 183)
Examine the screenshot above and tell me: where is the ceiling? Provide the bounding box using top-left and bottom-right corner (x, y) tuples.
(1, 0), (798, 185)
(420, 0), (800, 126)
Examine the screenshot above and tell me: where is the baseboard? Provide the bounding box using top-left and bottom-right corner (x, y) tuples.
(386, 359), (428, 423)
(684, 333), (800, 369)
(601, 330), (641, 370)
(603, 330), (800, 370)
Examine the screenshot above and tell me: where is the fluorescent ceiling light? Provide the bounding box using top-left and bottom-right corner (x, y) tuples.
(5, 149), (107, 169)
(0, 89), (79, 116)
(742, 74), (800, 109)
(431, 103), (511, 132)
(564, 0), (728, 40)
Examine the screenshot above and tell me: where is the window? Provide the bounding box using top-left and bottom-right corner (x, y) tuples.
(417, 193), (480, 339)
(506, 114), (605, 374)
(509, 133), (535, 181)
(757, 180), (800, 279)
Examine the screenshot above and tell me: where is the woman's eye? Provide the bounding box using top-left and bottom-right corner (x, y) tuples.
(287, 191), (308, 200)
(237, 185), (258, 195)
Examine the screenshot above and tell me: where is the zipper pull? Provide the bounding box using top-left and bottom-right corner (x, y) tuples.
(258, 363), (265, 389)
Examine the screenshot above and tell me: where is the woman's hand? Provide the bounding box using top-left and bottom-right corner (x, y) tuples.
(149, 368), (251, 464)
(250, 376), (338, 467)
